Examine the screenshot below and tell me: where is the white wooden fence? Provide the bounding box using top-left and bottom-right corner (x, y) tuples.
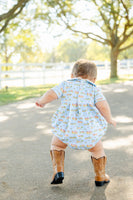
(0, 60), (133, 89)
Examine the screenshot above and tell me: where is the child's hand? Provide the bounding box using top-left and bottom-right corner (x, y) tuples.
(35, 101), (45, 108)
(110, 119), (116, 127)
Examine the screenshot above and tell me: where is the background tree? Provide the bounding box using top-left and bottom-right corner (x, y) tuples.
(86, 41), (110, 61)
(119, 47), (133, 60)
(43, 0), (133, 78)
(118, 37), (133, 60)
(0, 22), (20, 70)
(42, 40), (110, 62)
(1, 0), (133, 78)
(0, 0), (44, 65)
(15, 29), (36, 63)
(0, 0), (30, 33)
(0, 24), (39, 68)
(55, 39), (88, 62)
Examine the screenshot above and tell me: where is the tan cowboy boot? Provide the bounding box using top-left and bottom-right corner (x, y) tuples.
(50, 150), (65, 184)
(91, 156), (110, 186)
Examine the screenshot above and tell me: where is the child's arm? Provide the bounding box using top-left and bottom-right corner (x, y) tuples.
(35, 89), (58, 107)
(95, 100), (116, 127)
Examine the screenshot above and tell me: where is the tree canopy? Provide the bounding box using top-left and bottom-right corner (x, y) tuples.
(41, 0), (133, 77)
(0, 0), (133, 78)
(0, 0), (30, 33)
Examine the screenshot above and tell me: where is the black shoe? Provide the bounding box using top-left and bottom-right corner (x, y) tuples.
(51, 172), (64, 184)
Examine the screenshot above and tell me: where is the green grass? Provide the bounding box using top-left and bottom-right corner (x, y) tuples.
(96, 74), (133, 85)
(0, 74), (133, 106)
(0, 84), (55, 106)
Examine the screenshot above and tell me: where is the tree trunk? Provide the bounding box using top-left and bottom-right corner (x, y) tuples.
(110, 48), (119, 78)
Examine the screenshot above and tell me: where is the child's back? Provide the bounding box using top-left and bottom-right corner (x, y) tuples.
(52, 78), (107, 150)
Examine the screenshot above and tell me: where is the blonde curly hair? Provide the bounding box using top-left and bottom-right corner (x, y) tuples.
(72, 59), (97, 79)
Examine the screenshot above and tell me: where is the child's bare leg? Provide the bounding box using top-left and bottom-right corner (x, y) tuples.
(88, 140), (105, 159)
(51, 135), (67, 150)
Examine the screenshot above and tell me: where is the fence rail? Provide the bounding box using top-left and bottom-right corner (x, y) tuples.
(0, 60), (133, 89)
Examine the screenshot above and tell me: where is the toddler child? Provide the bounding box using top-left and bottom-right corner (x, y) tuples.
(36, 59), (116, 186)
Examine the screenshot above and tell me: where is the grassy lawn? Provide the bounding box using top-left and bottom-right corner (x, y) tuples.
(96, 74), (133, 85)
(0, 84), (55, 106)
(0, 74), (133, 106)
